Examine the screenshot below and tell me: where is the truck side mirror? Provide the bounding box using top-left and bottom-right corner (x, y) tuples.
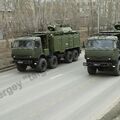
(117, 41), (120, 49)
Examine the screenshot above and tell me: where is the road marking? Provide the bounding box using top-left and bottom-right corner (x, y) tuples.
(50, 74), (63, 80)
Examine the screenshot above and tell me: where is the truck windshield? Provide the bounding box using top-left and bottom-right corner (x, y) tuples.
(13, 40), (34, 48)
(87, 40), (114, 49)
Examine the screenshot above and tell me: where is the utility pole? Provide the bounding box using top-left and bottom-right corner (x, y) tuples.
(89, 0), (93, 34)
(97, 0), (100, 33)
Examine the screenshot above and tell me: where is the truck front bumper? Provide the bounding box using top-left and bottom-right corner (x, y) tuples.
(13, 59), (38, 65)
(83, 60), (117, 68)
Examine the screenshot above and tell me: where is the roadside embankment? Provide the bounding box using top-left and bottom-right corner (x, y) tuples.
(100, 102), (120, 120)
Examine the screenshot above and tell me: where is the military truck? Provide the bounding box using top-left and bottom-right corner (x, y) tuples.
(84, 24), (120, 76)
(11, 25), (81, 72)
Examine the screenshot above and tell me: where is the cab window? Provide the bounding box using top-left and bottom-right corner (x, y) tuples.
(35, 41), (40, 48)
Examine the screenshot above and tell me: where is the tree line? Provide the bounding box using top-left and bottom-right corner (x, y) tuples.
(1, 0), (120, 39)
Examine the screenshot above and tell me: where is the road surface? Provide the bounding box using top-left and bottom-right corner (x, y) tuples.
(0, 51), (120, 120)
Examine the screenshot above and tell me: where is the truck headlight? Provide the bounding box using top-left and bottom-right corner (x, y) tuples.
(108, 58), (111, 60)
(87, 58), (90, 60)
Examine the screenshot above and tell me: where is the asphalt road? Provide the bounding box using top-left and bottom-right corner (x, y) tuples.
(0, 51), (120, 120)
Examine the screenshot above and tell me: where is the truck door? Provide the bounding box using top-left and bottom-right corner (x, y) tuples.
(34, 39), (42, 58)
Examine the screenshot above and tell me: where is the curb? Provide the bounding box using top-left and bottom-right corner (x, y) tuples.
(99, 101), (120, 120)
(0, 64), (16, 73)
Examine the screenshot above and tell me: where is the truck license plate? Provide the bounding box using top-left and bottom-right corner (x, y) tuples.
(94, 63), (99, 66)
(17, 61), (23, 64)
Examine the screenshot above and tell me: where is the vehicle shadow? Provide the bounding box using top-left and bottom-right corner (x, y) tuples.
(94, 71), (117, 77)
(19, 59), (71, 73)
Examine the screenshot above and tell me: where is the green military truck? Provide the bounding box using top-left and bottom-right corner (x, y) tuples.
(11, 25), (81, 72)
(84, 24), (120, 76)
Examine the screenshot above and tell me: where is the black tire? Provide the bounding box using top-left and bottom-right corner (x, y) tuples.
(16, 64), (27, 72)
(48, 56), (58, 69)
(64, 51), (73, 63)
(30, 64), (36, 69)
(36, 58), (47, 72)
(73, 50), (79, 61)
(113, 61), (120, 76)
(87, 66), (97, 75)
(98, 67), (104, 71)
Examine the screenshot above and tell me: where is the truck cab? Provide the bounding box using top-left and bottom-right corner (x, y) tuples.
(84, 35), (120, 76)
(12, 37), (45, 71)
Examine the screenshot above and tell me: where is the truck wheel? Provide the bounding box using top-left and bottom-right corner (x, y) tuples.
(36, 58), (47, 72)
(87, 66), (97, 75)
(65, 51), (73, 63)
(73, 50), (79, 61)
(16, 64), (27, 72)
(48, 56), (58, 69)
(98, 68), (103, 71)
(113, 61), (120, 76)
(30, 64), (36, 69)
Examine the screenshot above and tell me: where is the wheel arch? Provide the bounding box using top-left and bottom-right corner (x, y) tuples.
(65, 47), (81, 54)
(39, 54), (47, 59)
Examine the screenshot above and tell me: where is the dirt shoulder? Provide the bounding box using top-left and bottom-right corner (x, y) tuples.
(0, 40), (13, 69)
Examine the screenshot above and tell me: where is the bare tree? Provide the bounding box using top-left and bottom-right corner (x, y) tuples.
(1, 0), (120, 39)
